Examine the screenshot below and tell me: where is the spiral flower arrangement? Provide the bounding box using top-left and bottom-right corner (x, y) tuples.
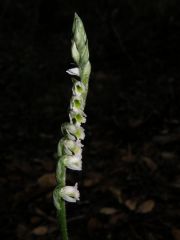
(53, 13), (91, 240)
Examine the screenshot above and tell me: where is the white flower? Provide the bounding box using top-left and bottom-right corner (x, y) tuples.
(62, 123), (85, 140)
(58, 139), (72, 156)
(60, 183), (80, 202)
(69, 110), (86, 126)
(70, 96), (84, 112)
(61, 123), (76, 140)
(72, 81), (85, 96)
(59, 138), (83, 156)
(63, 155), (82, 171)
(64, 139), (83, 156)
(74, 126), (85, 140)
(66, 67), (80, 76)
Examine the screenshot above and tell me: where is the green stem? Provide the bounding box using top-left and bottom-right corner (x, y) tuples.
(57, 199), (68, 240)
(57, 157), (68, 240)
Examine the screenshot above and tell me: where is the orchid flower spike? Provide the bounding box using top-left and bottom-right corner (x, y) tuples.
(60, 183), (80, 202)
(53, 13), (91, 240)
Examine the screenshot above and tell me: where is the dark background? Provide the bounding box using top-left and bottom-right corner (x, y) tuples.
(1, 0), (180, 239)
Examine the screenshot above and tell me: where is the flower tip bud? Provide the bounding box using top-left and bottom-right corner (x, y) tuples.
(74, 12), (79, 19)
(72, 41), (80, 64)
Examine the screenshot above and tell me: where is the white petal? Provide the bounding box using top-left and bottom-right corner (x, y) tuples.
(66, 67), (80, 76)
(62, 194), (77, 203)
(74, 183), (80, 200)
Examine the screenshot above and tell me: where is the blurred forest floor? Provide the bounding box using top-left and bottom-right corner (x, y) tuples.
(0, 1), (180, 240)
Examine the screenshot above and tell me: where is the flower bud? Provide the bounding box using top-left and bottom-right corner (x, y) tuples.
(73, 13), (87, 51)
(71, 41), (80, 64)
(60, 183), (80, 202)
(80, 43), (89, 65)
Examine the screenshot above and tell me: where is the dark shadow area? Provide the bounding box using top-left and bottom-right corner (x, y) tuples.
(0, 0), (180, 239)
